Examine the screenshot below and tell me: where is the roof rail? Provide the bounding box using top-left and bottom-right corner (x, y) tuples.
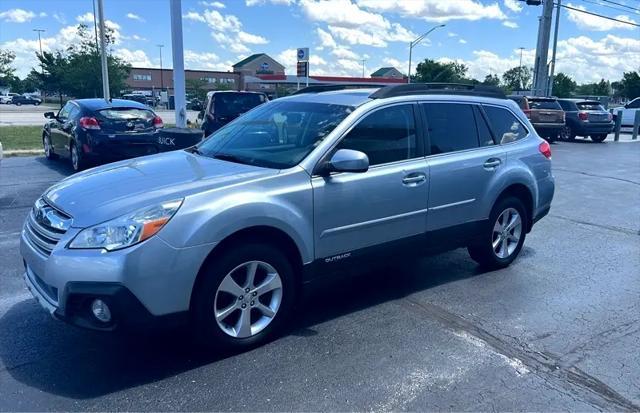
(369, 83), (506, 100)
(291, 84), (384, 95)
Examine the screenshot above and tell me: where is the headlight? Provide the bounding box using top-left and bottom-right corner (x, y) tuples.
(69, 199), (183, 251)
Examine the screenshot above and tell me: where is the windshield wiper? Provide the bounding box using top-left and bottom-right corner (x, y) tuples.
(186, 146), (204, 155)
(213, 153), (251, 165)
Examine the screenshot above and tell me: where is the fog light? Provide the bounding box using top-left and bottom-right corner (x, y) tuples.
(91, 299), (112, 323)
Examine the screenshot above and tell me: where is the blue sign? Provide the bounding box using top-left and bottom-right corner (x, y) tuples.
(260, 62), (270, 71)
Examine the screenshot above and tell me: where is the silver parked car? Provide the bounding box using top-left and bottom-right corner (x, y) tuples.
(21, 84), (554, 350)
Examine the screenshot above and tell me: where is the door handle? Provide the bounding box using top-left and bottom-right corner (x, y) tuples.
(402, 173), (427, 186)
(483, 158), (501, 170)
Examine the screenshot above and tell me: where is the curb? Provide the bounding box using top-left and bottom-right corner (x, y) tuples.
(4, 149), (44, 157)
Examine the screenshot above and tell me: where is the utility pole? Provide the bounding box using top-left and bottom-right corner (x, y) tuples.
(518, 47), (525, 90)
(33, 29), (45, 74)
(157, 44), (164, 93)
(547, 0), (561, 96)
(532, 0), (554, 96)
(170, 0), (187, 128)
(361, 59), (366, 78)
(96, 0), (110, 101)
(408, 24), (445, 84)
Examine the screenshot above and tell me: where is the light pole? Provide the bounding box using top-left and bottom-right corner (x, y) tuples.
(157, 44), (164, 93)
(96, 0), (110, 101)
(518, 47), (525, 90)
(361, 59), (366, 78)
(33, 29), (45, 74)
(407, 24), (445, 84)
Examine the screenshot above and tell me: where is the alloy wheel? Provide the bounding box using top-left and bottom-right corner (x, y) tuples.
(71, 145), (79, 170)
(492, 208), (522, 259)
(43, 135), (51, 157)
(214, 260), (283, 339)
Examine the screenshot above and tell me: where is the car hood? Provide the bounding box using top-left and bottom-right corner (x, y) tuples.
(44, 150), (279, 227)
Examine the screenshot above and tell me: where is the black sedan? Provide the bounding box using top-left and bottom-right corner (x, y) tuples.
(42, 99), (166, 171)
(12, 95), (42, 106)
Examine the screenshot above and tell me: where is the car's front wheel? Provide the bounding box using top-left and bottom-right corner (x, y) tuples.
(15, 102), (21, 106)
(192, 243), (296, 352)
(591, 134), (607, 143)
(43, 133), (57, 160)
(468, 196), (527, 269)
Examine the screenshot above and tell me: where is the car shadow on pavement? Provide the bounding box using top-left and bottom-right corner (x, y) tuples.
(0, 250), (490, 400)
(34, 156), (75, 175)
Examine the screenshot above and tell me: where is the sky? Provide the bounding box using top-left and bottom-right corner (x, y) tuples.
(0, 0), (638, 84)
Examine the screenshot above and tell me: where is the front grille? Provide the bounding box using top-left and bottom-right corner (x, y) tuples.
(24, 199), (71, 256)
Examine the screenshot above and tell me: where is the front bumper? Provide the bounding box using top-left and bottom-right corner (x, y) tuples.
(21, 224), (214, 330)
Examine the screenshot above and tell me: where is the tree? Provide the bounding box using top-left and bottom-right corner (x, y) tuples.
(31, 51), (69, 105)
(552, 72), (576, 97)
(185, 78), (209, 102)
(482, 74), (501, 87)
(618, 71), (640, 99)
(413, 59), (469, 83)
(502, 66), (532, 91)
(0, 49), (17, 87)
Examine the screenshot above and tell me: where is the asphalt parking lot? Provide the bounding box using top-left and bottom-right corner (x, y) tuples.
(0, 140), (639, 411)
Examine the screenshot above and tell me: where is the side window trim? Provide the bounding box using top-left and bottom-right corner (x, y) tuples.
(312, 102), (423, 176)
(475, 104), (498, 145)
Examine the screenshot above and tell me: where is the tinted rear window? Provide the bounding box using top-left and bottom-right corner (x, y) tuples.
(528, 99), (562, 110)
(558, 100), (575, 111)
(576, 102), (605, 111)
(98, 108), (155, 120)
(213, 93), (267, 116)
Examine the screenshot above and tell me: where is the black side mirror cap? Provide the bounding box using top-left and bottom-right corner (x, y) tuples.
(44, 111), (55, 119)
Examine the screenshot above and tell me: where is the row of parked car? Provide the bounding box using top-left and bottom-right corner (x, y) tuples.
(0, 92), (43, 105)
(508, 95), (616, 143)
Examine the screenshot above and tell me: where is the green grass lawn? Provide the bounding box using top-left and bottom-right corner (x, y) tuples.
(0, 126), (43, 151)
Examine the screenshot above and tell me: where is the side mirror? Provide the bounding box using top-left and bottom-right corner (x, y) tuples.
(624, 104), (629, 109)
(327, 149), (369, 174)
(44, 111), (55, 119)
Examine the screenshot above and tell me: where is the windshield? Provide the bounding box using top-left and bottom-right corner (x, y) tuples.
(577, 102), (605, 111)
(528, 99), (561, 110)
(196, 100), (354, 169)
(213, 93), (267, 116)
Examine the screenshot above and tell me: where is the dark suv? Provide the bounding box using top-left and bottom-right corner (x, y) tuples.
(557, 99), (614, 142)
(200, 91), (268, 136)
(43, 99), (165, 171)
(508, 96), (564, 142)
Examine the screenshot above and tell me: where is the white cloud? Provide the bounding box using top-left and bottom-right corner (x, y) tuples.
(39, 12), (47, 18)
(184, 11), (206, 22)
(0, 8), (36, 23)
(76, 12), (94, 23)
(126, 13), (145, 22)
(566, 3), (637, 31)
(316, 28), (337, 49)
(184, 49), (234, 71)
(503, 21), (519, 29)
(331, 47), (359, 59)
(53, 12), (66, 24)
(503, 0), (522, 13)
(132, 34), (148, 41)
(199, 1), (226, 7)
(246, 0), (294, 5)
(356, 0), (507, 22)
(113, 48), (153, 67)
(459, 38), (467, 44)
(237, 31), (268, 44)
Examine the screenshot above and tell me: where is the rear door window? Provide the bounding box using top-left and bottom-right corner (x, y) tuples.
(422, 103), (479, 155)
(558, 100), (575, 111)
(528, 99), (562, 110)
(483, 105), (528, 144)
(213, 93), (267, 116)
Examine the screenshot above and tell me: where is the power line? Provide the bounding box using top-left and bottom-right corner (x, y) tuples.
(581, 0), (640, 14)
(559, 3), (640, 27)
(600, 0), (640, 12)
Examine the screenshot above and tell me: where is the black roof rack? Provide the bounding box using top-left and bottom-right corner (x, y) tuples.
(291, 83), (384, 95)
(369, 83), (506, 100)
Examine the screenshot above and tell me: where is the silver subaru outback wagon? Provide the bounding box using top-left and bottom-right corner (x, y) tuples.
(21, 84), (554, 350)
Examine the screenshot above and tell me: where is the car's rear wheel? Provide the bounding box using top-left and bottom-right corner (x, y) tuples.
(34, 101), (40, 106)
(192, 243), (296, 352)
(70, 142), (87, 172)
(43, 134), (57, 160)
(560, 125), (575, 141)
(15, 102), (21, 107)
(591, 134), (607, 143)
(468, 196), (527, 269)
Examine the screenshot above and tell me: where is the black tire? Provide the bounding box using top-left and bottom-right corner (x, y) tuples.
(34, 101), (41, 106)
(590, 134), (607, 143)
(560, 125), (575, 141)
(191, 243), (296, 352)
(15, 102), (21, 106)
(43, 133), (57, 160)
(468, 196), (527, 269)
(70, 141), (87, 172)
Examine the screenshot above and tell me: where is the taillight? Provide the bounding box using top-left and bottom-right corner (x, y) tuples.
(539, 141), (552, 159)
(79, 117), (100, 130)
(578, 111), (589, 121)
(523, 109), (531, 119)
(153, 116), (164, 129)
